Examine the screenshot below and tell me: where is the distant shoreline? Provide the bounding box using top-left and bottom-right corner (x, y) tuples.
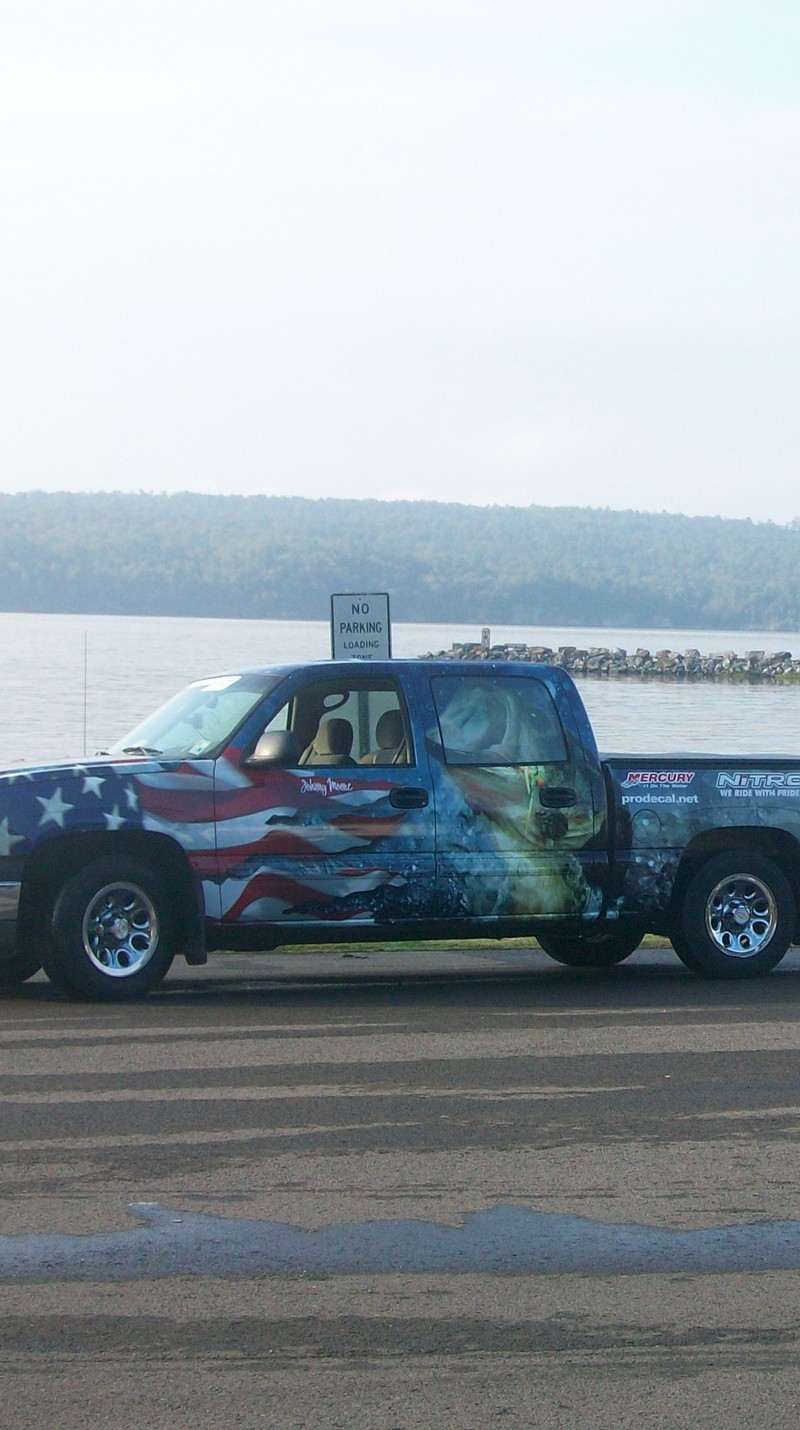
(4, 492), (800, 630)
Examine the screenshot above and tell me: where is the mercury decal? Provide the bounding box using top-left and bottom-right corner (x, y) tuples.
(622, 771), (695, 788)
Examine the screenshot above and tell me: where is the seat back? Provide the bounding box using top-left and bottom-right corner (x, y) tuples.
(299, 717), (356, 766)
(359, 708), (408, 765)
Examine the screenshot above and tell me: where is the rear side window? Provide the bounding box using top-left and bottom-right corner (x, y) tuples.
(431, 676), (567, 766)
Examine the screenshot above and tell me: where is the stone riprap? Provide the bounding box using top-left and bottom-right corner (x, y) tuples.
(419, 643), (800, 681)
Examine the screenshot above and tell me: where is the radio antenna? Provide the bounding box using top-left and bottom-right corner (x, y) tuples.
(83, 631), (88, 756)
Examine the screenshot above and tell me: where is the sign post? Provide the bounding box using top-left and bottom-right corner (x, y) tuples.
(330, 592), (392, 660)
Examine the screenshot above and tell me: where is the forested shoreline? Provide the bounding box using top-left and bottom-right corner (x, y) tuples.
(1, 491), (799, 630)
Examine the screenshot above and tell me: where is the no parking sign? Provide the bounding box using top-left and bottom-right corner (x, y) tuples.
(330, 592), (392, 660)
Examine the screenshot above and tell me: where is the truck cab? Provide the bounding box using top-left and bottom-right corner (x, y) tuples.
(0, 660), (610, 999)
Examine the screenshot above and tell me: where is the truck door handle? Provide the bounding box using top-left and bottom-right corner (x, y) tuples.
(539, 786), (577, 808)
(390, 787), (429, 809)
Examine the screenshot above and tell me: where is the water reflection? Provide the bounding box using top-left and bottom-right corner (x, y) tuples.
(4, 1202), (800, 1281)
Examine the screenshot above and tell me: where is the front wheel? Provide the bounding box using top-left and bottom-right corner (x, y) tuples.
(675, 852), (795, 979)
(536, 925), (644, 968)
(0, 946), (43, 991)
(43, 857), (176, 1001)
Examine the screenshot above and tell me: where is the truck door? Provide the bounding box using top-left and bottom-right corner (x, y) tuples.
(214, 670), (435, 932)
(427, 672), (601, 921)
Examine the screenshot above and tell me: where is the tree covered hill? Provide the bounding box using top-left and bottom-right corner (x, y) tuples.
(1, 491), (799, 630)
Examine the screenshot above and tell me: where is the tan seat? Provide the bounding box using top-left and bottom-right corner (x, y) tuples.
(299, 718), (356, 767)
(359, 709), (408, 765)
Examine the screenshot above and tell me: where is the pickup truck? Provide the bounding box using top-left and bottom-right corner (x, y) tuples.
(1, 658), (799, 1000)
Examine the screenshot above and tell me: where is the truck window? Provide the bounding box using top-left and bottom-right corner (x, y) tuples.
(431, 676), (567, 766)
(110, 672), (286, 760)
(262, 678), (412, 766)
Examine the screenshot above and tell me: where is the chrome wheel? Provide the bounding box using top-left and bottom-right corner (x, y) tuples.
(82, 880), (159, 977)
(677, 852), (794, 979)
(44, 856), (176, 1000)
(705, 872), (777, 959)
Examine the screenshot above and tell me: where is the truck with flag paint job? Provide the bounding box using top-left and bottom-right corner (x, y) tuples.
(1, 659), (800, 999)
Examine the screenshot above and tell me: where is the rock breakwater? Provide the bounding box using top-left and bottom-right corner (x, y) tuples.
(421, 642), (800, 682)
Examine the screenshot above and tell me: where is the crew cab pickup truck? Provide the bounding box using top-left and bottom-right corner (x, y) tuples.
(1, 658), (800, 1000)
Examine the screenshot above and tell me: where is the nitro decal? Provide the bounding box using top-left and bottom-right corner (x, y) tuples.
(717, 771), (800, 798)
(621, 770), (698, 806)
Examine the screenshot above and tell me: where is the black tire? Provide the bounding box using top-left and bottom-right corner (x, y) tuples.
(675, 852), (795, 979)
(668, 927), (705, 974)
(536, 925), (644, 968)
(0, 947), (43, 991)
(42, 857), (176, 1001)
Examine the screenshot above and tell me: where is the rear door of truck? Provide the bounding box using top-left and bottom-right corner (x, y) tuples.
(422, 666), (606, 922)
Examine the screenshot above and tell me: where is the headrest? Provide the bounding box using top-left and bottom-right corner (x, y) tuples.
(315, 718), (353, 756)
(376, 709), (405, 749)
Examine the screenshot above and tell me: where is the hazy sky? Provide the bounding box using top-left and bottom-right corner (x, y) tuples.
(2, 1), (799, 521)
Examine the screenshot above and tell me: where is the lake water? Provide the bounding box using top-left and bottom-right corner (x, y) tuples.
(2, 611), (800, 765)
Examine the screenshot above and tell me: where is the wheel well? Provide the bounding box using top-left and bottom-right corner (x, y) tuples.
(18, 832), (206, 963)
(670, 828), (800, 940)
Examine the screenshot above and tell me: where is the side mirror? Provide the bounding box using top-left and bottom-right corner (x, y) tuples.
(245, 730), (301, 767)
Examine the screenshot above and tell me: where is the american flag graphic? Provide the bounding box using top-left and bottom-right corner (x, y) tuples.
(0, 755), (429, 930)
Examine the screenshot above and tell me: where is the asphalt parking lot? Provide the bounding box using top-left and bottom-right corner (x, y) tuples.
(3, 944), (800, 1427)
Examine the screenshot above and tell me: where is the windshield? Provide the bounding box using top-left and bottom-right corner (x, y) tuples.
(108, 672), (286, 760)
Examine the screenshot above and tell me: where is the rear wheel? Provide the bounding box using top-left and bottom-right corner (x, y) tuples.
(43, 857), (176, 1001)
(675, 852), (795, 978)
(669, 927), (704, 973)
(536, 925), (644, 968)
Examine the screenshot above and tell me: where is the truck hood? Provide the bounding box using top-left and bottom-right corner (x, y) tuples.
(0, 753), (165, 787)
